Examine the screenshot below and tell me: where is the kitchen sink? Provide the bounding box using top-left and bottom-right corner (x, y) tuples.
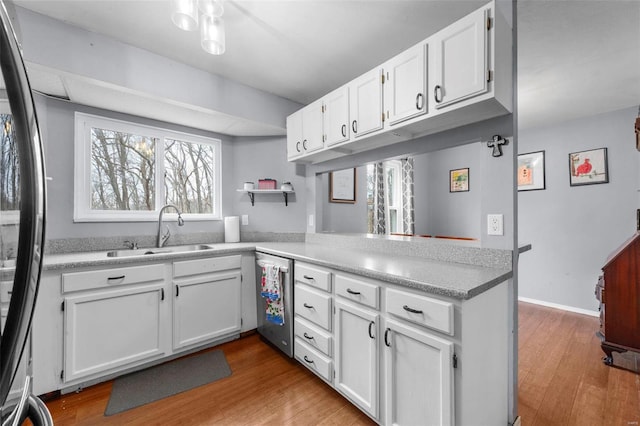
(106, 244), (214, 257)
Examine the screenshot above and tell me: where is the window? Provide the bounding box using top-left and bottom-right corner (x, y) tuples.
(366, 160), (404, 234)
(75, 113), (221, 221)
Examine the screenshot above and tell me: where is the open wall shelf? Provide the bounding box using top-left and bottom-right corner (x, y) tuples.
(237, 189), (294, 206)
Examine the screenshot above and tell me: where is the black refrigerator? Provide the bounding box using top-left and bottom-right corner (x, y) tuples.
(0, 0), (52, 424)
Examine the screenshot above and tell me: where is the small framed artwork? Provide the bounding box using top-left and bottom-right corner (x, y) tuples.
(329, 168), (356, 203)
(568, 147), (609, 186)
(518, 151), (545, 191)
(450, 168), (469, 192)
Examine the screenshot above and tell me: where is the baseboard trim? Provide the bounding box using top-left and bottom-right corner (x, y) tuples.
(518, 297), (599, 317)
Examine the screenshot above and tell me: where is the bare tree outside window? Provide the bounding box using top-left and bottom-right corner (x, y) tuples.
(90, 127), (156, 211)
(164, 139), (214, 214)
(0, 114), (19, 211)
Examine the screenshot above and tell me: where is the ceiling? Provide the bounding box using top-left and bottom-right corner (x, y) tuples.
(11, 0), (640, 135)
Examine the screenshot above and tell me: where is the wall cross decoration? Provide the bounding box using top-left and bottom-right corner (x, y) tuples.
(487, 135), (508, 157)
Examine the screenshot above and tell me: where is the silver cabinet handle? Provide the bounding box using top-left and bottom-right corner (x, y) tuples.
(434, 85), (443, 103)
(403, 305), (423, 314)
(416, 93), (424, 110)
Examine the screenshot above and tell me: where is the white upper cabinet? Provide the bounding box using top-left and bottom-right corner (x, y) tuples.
(384, 43), (428, 126)
(323, 85), (350, 146)
(349, 67), (384, 138)
(286, 99), (324, 160)
(432, 6), (488, 109)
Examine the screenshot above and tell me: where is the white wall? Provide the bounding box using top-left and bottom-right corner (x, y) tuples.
(518, 106), (638, 313)
(321, 166), (368, 233)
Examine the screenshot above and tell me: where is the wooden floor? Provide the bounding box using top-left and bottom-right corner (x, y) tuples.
(41, 302), (640, 425)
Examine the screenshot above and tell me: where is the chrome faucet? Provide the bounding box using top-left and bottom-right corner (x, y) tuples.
(157, 204), (184, 248)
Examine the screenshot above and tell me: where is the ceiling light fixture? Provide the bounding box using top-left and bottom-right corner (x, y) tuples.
(171, 0), (225, 55)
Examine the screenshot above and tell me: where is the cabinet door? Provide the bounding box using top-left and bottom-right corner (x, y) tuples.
(323, 86), (350, 146)
(432, 5), (488, 109)
(302, 99), (325, 153)
(384, 318), (454, 426)
(334, 299), (379, 419)
(385, 43), (427, 125)
(173, 271), (241, 350)
(349, 67), (384, 138)
(286, 111), (303, 160)
(63, 284), (167, 383)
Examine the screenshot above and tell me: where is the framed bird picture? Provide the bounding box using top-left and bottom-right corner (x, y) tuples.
(568, 147), (609, 186)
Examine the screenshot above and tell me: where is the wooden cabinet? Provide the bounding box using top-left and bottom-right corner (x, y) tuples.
(597, 232), (640, 364)
(431, 5), (489, 109)
(349, 67), (384, 138)
(172, 256), (242, 350)
(323, 85), (350, 146)
(384, 43), (428, 126)
(334, 299), (379, 418)
(383, 317), (454, 426)
(286, 99), (323, 160)
(62, 266), (168, 382)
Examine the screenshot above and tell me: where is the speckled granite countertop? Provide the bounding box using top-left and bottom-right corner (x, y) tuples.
(255, 243), (512, 300)
(42, 241), (512, 300)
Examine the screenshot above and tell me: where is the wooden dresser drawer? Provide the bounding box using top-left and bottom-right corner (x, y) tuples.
(295, 263), (332, 292)
(295, 338), (333, 383)
(386, 288), (454, 336)
(295, 317), (332, 357)
(335, 274), (380, 309)
(62, 264), (165, 293)
(295, 283), (332, 331)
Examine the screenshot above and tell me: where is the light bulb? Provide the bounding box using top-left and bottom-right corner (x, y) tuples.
(171, 0), (198, 31)
(201, 15), (225, 55)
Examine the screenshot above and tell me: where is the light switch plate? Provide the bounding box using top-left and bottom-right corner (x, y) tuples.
(308, 214), (315, 228)
(241, 215), (249, 225)
(487, 214), (504, 236)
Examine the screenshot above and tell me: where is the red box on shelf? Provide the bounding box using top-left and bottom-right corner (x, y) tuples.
(258, 179), (277, 190)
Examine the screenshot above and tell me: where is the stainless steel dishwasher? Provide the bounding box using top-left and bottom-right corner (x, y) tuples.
(255, 252), (294, 357)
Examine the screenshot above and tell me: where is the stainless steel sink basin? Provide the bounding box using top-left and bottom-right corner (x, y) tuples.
(106, 244), (214, 257)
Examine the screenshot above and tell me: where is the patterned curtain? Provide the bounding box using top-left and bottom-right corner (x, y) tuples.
(401, 157), (415, 235)
(373, 162), (386, 234)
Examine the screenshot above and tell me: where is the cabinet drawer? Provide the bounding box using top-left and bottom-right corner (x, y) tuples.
(295, 263), (332, 292)
(295, 283), (332, 331)
(386, 288), (454, 336)
(173, 255), (241, 278)
(335, 274), (380, 309)
(295, 338), (333, 383)
(62, 264), (165, 293)
(295, 317), (332, 357)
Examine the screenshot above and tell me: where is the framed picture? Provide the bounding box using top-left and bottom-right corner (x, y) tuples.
(568, 147), (609, 186)
(329, 168), (356, 203)
(518, 150), (545, 191)
(450, 168), (469, 192)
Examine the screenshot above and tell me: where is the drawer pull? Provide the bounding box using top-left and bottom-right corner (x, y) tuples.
(403, 305), (423, 314)
(303, 355), (314, 364)
(384, 328), (391, 347)
(107, 275), (125, 282)
(303, 303), (314, 309)
(303, 332), (314, 340)
(368, 321), (375, 339)
(303, 275), (315, 281)
(161, 288), (165, 301)
(346, 288), (361, 295)
(176, 285), (180, 297)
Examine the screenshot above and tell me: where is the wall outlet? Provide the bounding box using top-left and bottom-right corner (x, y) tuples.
(487, 214), (504, 236)
(308, 214), (315, 228)
(241, 215), (249, 226)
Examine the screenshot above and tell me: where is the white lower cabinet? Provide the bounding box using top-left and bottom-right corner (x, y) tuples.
(63, 282), (167, 383)
(172, 256), (242, 350)
(334, 299), (379, 418)
(383, 317), (454, 426)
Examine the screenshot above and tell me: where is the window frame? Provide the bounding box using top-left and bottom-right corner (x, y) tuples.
(74, 112), (222, 222)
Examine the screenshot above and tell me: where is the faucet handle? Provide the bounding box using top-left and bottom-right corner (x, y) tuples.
(123, 240), (138, 250)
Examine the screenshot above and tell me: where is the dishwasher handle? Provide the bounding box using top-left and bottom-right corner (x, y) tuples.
(256, 260), (289, 273)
